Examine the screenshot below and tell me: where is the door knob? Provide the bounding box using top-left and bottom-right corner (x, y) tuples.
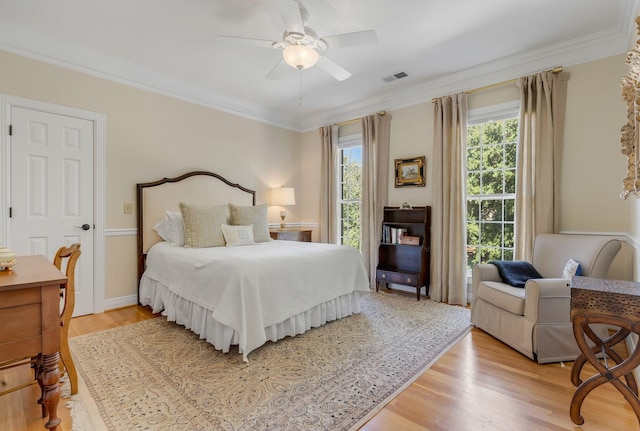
(74, 224), (91, 231)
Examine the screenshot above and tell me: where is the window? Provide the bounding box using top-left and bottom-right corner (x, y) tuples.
(466, 103), (519, 268)
(337, 134), (362, 250)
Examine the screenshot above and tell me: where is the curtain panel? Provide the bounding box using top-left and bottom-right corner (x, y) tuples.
(431, 93), (468, 306)
(515, 71), (568, 261)
(361, 113), (392, 289)
(319, 125), (339, 243)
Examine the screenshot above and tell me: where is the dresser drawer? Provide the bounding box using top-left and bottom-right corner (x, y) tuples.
(0, 286), (40, 309)
(376, 269), (420, 287)
(0, 303), (42, 344)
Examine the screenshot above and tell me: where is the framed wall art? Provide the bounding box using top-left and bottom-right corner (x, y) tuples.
(395, 156), (426, 187)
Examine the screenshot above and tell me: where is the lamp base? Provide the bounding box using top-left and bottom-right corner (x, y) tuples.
(280, 210), (286, 229)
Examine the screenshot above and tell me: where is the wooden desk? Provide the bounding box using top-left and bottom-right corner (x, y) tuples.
(0, 255), (67, 430)
(570, 276), (640, 427)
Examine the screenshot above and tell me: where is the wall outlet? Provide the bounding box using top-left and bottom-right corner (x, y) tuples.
(124, 203), (133, 214)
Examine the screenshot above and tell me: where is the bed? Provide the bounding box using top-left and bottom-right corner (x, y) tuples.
(137, 171), (370, 361)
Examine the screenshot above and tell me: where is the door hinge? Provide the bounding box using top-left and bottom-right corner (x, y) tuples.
(9, 207), (12, 218)
(8, 125), (12, 136)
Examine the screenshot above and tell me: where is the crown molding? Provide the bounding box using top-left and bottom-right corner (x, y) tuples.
(1, 0), (638, 134)
(301, 4), (638, 131)
(0, 22), (299, 131)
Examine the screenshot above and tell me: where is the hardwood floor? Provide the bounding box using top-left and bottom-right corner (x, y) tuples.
(1, 303), (637, 431)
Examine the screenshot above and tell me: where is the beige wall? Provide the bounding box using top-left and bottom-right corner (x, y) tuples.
(2, 46), (638, 307)
(562, 55), (628, 233)
(0, 49), (301, 302)
(302, 54), (636, 281)
(562, 55), (634, 281)
(305, 55), (632, 229)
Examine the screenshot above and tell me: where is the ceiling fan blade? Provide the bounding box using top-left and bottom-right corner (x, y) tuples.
(322, 30), (378, 49)
(317, 56), (351, 81)
(266, 58), (289, 80)
(218, 35), (275, 49)
(277, 0), (305, 34)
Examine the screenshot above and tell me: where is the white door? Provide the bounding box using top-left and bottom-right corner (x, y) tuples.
(10, 106), (94, 316)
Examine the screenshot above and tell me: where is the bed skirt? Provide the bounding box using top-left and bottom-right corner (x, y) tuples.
(139, 275), (364, 360)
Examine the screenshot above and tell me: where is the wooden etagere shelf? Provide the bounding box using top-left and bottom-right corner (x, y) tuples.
(375, 206), (431, 300)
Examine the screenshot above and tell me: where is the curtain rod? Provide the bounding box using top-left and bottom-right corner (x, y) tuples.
(430, 66), (563, 103)
(336, 111), (387, 126)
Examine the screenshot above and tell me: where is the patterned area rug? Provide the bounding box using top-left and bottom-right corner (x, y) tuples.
(69, 292), (471, 431)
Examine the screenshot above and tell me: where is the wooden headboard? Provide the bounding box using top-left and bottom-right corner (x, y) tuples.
(136, 171), (256, 283)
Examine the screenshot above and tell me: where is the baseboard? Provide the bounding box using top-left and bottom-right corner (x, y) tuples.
(104, 294), (138, 311)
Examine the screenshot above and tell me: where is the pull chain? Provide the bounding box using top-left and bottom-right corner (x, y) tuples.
(298, 66), (303, 107)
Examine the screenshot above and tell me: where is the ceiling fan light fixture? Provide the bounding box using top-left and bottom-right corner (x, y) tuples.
(283, 44), (319, 69)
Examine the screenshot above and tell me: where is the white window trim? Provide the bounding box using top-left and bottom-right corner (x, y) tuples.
(466, 101), (520, 283)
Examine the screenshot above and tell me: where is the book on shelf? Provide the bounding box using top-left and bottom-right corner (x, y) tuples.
(382, 226), (408, 244)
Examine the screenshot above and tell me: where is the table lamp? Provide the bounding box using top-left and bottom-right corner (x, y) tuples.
(272, 186), (296, 228)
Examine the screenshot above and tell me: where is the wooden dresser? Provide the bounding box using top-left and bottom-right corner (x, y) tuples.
(269, 227), (312, 242)
(0, 255), (67, 430)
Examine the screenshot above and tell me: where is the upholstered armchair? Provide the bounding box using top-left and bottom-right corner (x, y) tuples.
(471, 234), (621, 364)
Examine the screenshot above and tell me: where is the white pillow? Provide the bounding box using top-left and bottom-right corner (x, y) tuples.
(165, 211), (184, 246)
(152, 211), (184, 246)
(562, 258), (582, 279)
(221, 224), (255, 247)
(152, 214), (172, 242)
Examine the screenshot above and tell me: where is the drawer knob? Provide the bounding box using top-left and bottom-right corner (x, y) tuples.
(406, 277), (412, 283)
(381, 273), (386, 279)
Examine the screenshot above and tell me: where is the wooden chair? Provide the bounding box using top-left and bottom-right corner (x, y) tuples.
(34, 244), (81, 416)
(53, 243), (81, 395)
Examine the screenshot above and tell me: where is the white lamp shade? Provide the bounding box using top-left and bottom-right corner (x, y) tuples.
(283, 45), (319, 70)
(272, 187), (296, 206)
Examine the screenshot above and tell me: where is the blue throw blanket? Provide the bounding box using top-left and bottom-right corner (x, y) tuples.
(489, 260), (542, 288)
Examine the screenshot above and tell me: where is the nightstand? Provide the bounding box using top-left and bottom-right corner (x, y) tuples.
(269, 228), (312, 242)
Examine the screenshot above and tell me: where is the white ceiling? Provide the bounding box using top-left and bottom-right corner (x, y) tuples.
(0, 0), (637, 131)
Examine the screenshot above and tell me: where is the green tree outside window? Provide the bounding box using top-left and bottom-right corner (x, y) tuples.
(466, 117), (518, 269)
(339, 146), (362, 250)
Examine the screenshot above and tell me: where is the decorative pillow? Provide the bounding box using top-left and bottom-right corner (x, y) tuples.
(562, 258), (583, 279)
(221, 224), (255, 247)
(489, 260), (543, 288)
(178, 202), (229, 248)
(228, 204), (270, 243)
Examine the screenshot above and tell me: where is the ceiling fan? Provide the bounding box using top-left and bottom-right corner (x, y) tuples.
(218, 0), (377, 81)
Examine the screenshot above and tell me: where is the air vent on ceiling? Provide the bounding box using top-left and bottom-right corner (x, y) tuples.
(383, 72), (408, 83)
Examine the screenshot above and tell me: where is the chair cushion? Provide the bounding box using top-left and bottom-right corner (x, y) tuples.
(476, 281), (526, 315)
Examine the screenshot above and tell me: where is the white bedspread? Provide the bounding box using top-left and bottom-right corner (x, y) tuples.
(140, 240), (370, 360)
